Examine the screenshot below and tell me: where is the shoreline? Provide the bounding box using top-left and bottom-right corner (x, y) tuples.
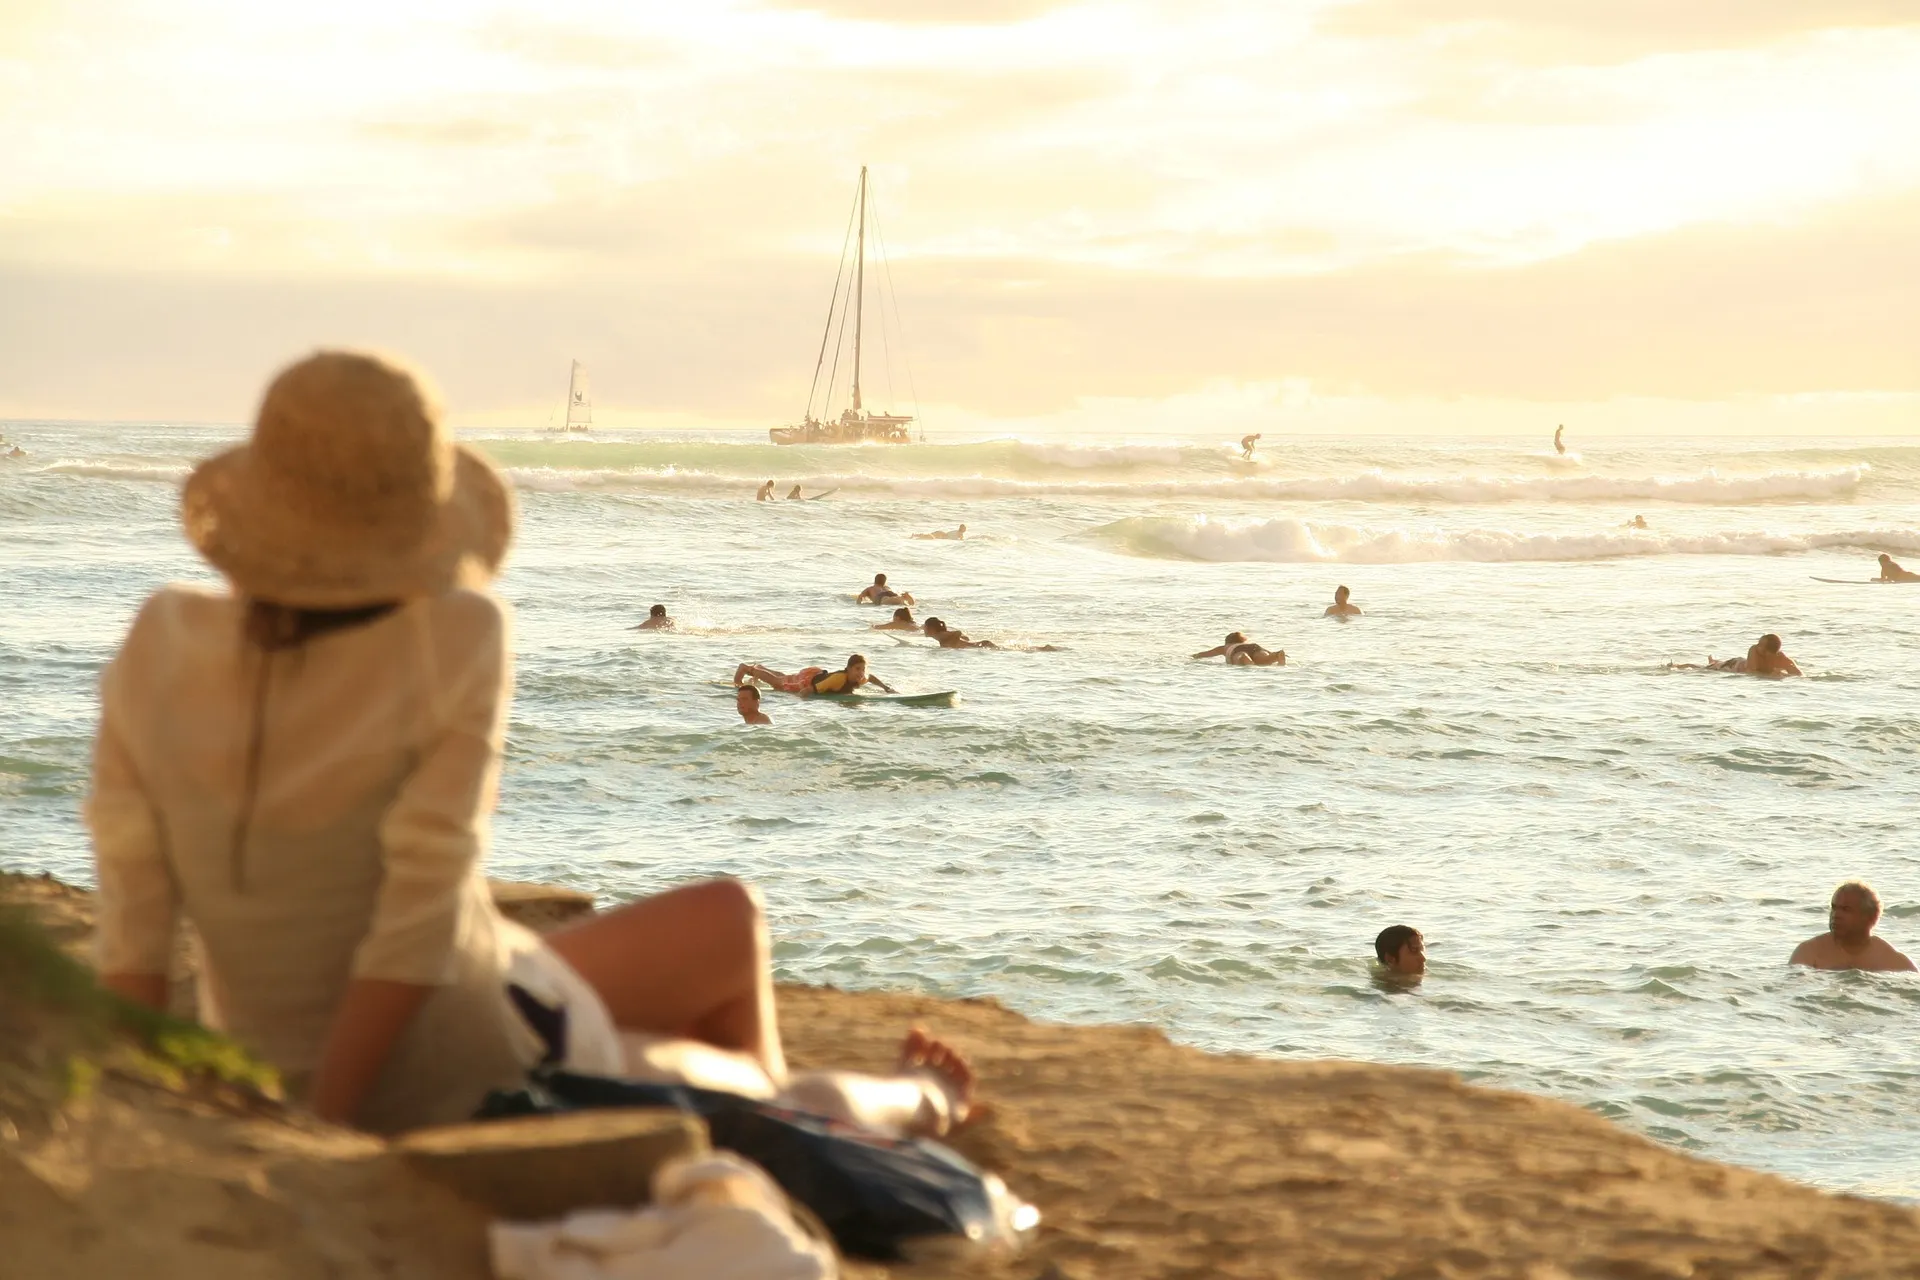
(8, 869), (1920, 1278)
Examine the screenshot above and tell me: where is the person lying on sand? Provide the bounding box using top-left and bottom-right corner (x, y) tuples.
(1789, 882), (1915, 973)
(736, 684), (771, 726)
(1324, 586), (1361, 618)
(755, 480), (775, 502)
(1192, 631), (1286, 666)
(924, 618), (998, 649)
(1876, 554), (1920, 583)
(872, 606), (919, 631)
(734, 652), (896, 696)
(913, 524), (967, 541)
(1240, 433), (1261, 461)
(1375, 925), (1425, 977)
(857, 573), (915, 606)
(635, 604), (674, 631)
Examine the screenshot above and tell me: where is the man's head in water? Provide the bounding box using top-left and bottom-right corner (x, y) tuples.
(649, 604), (667, 619)
(1829, 882), (1881, 947)
(1374, 925), (1424, 975)
(1334, 586), (1350, 605)
(735, 684), (768, 725)
(1757, 633), (1783, 655)
(922, 618), (948, 636)
(873, 573), (888, 587)
(1881, 554), (1899, 571)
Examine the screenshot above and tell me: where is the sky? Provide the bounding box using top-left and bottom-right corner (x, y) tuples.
(2, 0), (1917, 434)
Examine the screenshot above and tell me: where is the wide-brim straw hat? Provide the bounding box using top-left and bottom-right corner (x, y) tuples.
(183, 349), (513, 609)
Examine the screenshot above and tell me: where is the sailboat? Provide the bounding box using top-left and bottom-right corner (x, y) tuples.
(545, 360), (592, 433)
(772, 167), (917, 446)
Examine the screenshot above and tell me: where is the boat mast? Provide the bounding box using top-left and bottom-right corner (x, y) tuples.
(851, 165), (866, 414)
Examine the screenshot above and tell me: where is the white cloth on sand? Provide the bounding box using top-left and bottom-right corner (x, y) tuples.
(489, 1153), (837, 1280)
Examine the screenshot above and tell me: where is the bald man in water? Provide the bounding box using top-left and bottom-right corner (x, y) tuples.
(1789, 882), (1915, 972)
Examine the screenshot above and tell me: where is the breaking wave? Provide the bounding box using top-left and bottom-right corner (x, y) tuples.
(1087, 516), (1920, 565)
(35, 459), (192, 484)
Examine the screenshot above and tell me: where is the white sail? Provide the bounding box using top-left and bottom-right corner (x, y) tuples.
(565, 360), (592, 429)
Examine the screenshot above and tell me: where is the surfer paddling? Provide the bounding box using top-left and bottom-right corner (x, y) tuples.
(872, 606), (919, 631)
(913, 524), (966, 541)
(1789, 882), (1915, 973)
(857, 573), (915, 606)
(1324, 586), (1361, 618)
(1192, 632), (1286, 666)
(734, 653), (896, 696)
(1876, 554), (1920, 583)
(923, 618), (997, 650)
(1670, 632), (1802, 677)
(635, 604), (674, 631)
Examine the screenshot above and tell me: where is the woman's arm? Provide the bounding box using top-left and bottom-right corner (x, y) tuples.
(306, 978), (433, 1124)
(865, 672), (897, 693)
(1191, 646), (1225, 659)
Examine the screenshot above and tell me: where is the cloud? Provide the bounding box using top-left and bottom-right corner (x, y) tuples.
(752, 0), (1079, 24)
(1324, 0), (1920, 61)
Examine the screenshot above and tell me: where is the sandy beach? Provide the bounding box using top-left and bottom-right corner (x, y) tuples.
(8, 870), (1920, 1280)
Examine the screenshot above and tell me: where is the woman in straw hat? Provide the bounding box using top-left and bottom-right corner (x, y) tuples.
(82, 350), (805, 1132)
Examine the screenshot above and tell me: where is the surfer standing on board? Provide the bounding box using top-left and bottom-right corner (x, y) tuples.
(857, 573), (915, 606)
(1192, 632), (1286, 666)
(1876, 554), (1920, 583)
(1789, 882), (1915, 972)
(1240, 433), (1261, 461)
(733, 653), (896, 696)
(1554, 425), (1566, 455)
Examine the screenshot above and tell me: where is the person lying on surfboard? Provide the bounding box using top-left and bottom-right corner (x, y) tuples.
(733, 653), (896, 696)
(635, 603), (674, 631)
(1876, 554), (1920, 583)
(1191, 631), (1286, 666)
(1671, 632), (1802, 677)
(871, 606), (919, 631)
(923, 618), (998, 649)
(856, 573), (915, 606)
(912, 524), (966, 541)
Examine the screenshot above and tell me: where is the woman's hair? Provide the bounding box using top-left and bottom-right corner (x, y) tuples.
(847, 653), (867, 667)
(892, 607), (912, 620)
(245, 601), (398, 652)
(1225, 631), (1247, 645)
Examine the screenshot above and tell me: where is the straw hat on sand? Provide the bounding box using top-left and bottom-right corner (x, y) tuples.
(182, 350), (513, 608)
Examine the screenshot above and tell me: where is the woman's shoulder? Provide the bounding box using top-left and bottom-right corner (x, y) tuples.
(125, 583), (238, 643)
(414, 589), (513, 673)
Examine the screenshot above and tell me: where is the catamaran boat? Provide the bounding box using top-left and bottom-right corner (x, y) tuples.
(545, 359), (592, 433)
(772, 167), (918, 446)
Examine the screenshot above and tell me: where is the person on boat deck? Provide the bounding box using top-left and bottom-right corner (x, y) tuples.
(1324, 586), (1361, 618)
(736, 684), (771, 726)
(1876, 553), (1920, 583)
(1191, 631), (1286, 666)
(88, 350), (978, 1137)
(1240, 433), (1261, 461)
(635, 604), (674, 631)
(755, 480), (775, 502)
(733, 653), (896, 696)
(1374, 925), (1425, 977)
(912, 525), (966, 541)
(923, 618), (997, 650)
(857, 573), (914, 606)
(871, 606), (918, 632)
(1789, 882), (1915, 973)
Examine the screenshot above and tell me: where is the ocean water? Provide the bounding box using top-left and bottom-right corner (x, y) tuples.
(4, 423), (1919, 1197)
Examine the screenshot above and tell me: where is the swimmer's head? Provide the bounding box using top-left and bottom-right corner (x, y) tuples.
(1374, 925), (1424, 975)
(1880, 554), (1895, 567)
(1758, 633), (1782, 654)
(1830, 881), (1881, 942)
(892, 606), (912, 622)
(1225, 631), (1248, 646)
(846, 653), (868, 676)
(923, 618), (946, 634)
(958, 524), (967, 534)
(736, 683), (760, 708)
(1334, 586), (1350, 604)
(649, 604), (667, 618)
(873, 573), (888, 586)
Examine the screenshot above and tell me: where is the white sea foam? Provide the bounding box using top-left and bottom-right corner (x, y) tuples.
(38, 459), (192, 483)
(502, 464), (1870, 505)
(1089, 515), (1920, 564)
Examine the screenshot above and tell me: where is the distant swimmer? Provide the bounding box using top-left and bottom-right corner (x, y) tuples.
(635, 603), (675, 631)
(756, 480), (776, 502)
(1554, 425), (1566, 456)
(1876, 553), (1920, 583)
(1374, 925), (1425, 977)
(734, 653), (895, 696)
(1240, 433), (1261, 461)
(1626, 515), (1649, 530)
(1789, 882), (1915, 973)
(736, 683), (772, 726)
(787, 484), (804, 501)
(1671, 632), (1801, 677)
(1191, 631), (1286, 666)
(1324, 585), (1361, 618)
(913, 524), (967, 541)
(923, 618), (998, 650)
(872, 606), (919, 632)
(3, 445), (23, 460)
(857, 573), (915, 606)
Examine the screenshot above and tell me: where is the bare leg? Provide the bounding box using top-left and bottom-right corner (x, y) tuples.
(546, 878), (789, 1084)
(779, 1028), (977, 1138)
(734, 664), (786, 687)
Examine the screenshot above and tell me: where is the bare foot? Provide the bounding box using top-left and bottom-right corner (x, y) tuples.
(897, 1026), (976, 1135)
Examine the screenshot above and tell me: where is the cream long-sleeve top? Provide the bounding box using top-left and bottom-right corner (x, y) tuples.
(87, 584), (555, 1131)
